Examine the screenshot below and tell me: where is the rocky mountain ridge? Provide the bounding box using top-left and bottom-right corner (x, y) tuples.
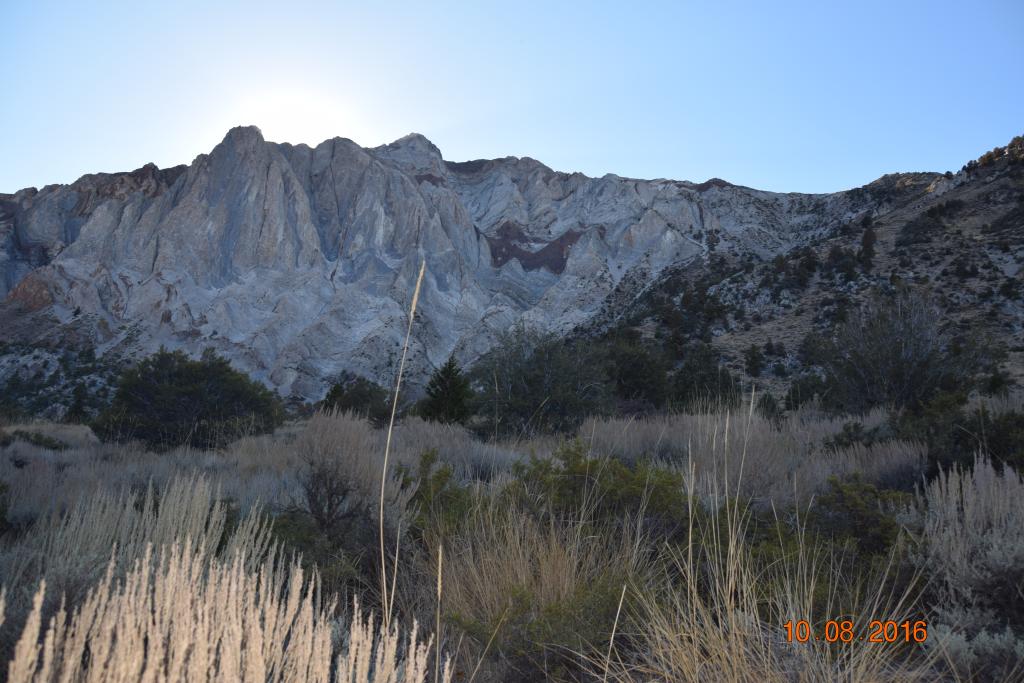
(1, 127), (1014, 402)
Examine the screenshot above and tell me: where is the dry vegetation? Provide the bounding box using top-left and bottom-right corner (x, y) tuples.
(2, 394), (1021, 682)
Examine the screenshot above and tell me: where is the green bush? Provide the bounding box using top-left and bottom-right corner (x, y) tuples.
(417, 356), (473, 425)
(322, 372), (391, 425)
(510, 440), (690, 538)
(859, 223), (877, 269)
(471, 326), (612, 437)
(906, 401), (1024, 475)
(92, 347), (283, 450)
(756, 392), (783, 423)
(451, 572), (627, 683)
(784, 372), (829, 410)
(603, 333), (670, 410)
(671, 342), (741, 410)
(813, 288), (987, 413)
(810, 475), (908, 556)
(402, 449), (475, 539)
(10, 430), (69, 451)
(744, 344), (765, 377)
(983, 410), (1024, 473)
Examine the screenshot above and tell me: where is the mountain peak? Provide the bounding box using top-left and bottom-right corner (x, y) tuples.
(220, 125), (266, 148)
(372, 133), (443, 172)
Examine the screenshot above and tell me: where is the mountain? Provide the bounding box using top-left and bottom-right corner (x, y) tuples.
(1, 127), (1021, 404)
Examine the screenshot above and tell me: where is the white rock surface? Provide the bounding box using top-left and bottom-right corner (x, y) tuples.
(0, 127), (872, 399)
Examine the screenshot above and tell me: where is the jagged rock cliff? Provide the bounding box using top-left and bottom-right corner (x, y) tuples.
(0, 126), (887, 399)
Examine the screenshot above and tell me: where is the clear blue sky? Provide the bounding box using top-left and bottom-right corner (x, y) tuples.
(3, 0), (1022, 194)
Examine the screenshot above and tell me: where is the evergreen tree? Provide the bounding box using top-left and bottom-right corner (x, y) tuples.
(859, 223), (877, 270)
(93, 347), (283, 450)
(744, 344), (765, 377)
(323, 372), (391, 425)
(419, 355), (473, 424)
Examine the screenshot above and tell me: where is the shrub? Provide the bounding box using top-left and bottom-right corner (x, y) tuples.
(510, 440), (689, 533)
(784, 372), (829, 410)
(417, 356), (473, 425)
(92, 348), (283, 450)
(470, 326), (612, 437)
(436, 500), (646, 682)
(814, 288), (985, 413)
(671, 342), (740, 410)
(298, 450), (366, 533)
(809, 475), (908, 556)
(403, 448), (474, 539)
(603, 333), (670, 410)
(823, 245), (858, 281)
(743, 344), (764, 377)
(859, 223), (877, 269)
(755, 392), (783, 423)
(322, 372), (391, 425)
(916, 456), (1024, 680)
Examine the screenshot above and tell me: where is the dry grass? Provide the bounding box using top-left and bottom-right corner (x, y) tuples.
(914, 455), (1024, 679)
(389, 417), (522, 479)
(3, 400), (1016, 681)
(423, 492), (650, 680)
(4, 543), (448, 683)
(0, 473), (273, 664)
(578, 407), (922, 505)
(597, 505), (934, 681)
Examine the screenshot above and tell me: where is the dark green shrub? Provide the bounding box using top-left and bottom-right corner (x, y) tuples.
(671, 342), (740, 410)
(744, 344), (765, 377)
(784, 372), (829, 410)
(402, 449), (475, 539)
(269, 510), (367, 603)
(823, 421), (886, 450)
(0, 481), (9, 536)
(604, 334), (670, 410)
(510, 440), (689, 535)
(322, 372), (391, 425)
(859, 224), (877, 270)
(982, 410), (1024, 472)
(810, 476), (908, 556)
(10, 430), (69, 451)
(814, 289), (987, 413)
(471, 326), (612, 437)
(92, 347), (283, 450)
(451, 573), (628, 683)
(756, 392), (784, 423)
(417, 356), (473, 424)
(824, 245), (858, 281)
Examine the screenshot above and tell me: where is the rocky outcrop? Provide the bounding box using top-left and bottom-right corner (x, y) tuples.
(0, 126), (888, 399)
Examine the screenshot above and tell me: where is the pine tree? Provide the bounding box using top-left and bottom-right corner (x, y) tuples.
(419, 355), (473, 424)
(859, 223), (877, 270)
(744, 344), (765, 378)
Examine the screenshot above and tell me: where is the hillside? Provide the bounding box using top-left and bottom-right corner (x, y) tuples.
(1, 130), (1021, 417)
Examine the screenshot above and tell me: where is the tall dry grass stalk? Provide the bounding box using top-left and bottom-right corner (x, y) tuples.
(380, 259), (426, 630)
(4, 543), (449, 683)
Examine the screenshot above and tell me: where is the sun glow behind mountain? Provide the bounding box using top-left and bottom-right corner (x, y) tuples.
(218, 87), (379, 148)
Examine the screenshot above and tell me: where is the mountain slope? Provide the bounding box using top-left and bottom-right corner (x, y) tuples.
(1, 128), (1018, 402)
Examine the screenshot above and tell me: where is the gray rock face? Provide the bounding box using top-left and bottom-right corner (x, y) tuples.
(0, 126), (876, 399)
